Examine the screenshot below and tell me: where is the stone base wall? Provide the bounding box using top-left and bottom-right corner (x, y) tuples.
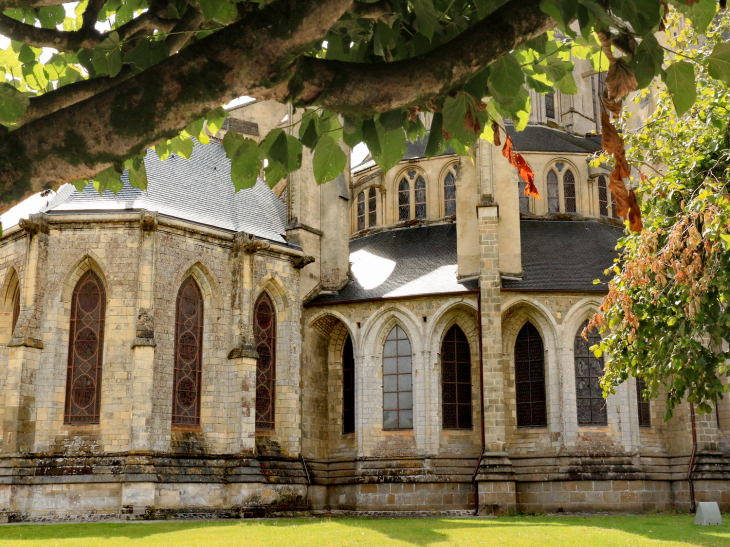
(326, 483), (475, 512)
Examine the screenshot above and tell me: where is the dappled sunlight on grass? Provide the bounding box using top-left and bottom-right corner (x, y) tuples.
(0, 515), (728, 547)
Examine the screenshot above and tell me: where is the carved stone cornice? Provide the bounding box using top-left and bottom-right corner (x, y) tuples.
(19, 213), (49, 235)
(140, 211), (158, 232)
(234, 232), (270, 255)
(292, 255), (315, 269)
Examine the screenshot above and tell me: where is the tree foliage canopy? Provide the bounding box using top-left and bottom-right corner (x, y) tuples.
(0, 0), (725, 211)
(590, 8), (730, 418)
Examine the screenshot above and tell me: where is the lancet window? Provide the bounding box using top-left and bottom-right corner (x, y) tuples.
(172, 276), (204, 426)
(441, 325), (472, 429)
(514, 322), (547, 427)
(383, 325), (413, 430)
(255, 293), (276, 430)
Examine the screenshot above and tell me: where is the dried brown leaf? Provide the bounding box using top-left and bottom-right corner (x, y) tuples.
(492, 121), (501, 147)
(597, 30), (616, 64)
(407, 105), (422, 123)
(464, 106), (481, 135)
(426, 99), (439, 113)
(601, 111), (624, 156)
(601, 89), (623, 118)
(609, 169), (630, 220)
(605, 58), (638, 99)
(515, 153), (540, 199)
(502, 136), (516, 166)
(628, 189), (643, 232)
(442, 127), (452, 140)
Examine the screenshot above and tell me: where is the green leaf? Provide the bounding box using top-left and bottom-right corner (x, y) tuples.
(378, 109), (406, 132)
(540, 0), (578, 33)
(224, 134), (262, 191)
(412, 0), (440, 41)
(676, 0), (717, 34)
(92, 31), (122, 77)
(708, 42), (730, 85)
(299, 110), (320, 149)
(443, 94), (478, 146)
(611, 0), (662, 35)
(38, 5), (65, 29)
(124, 156), (148, 190)
(17, 44), (37, 64)
(186, 118), (210, 144)
(406, 117), (427, 143)
(22, 62), (49, 91)
(343, 116), (363, 148)
(525, 75), (554, 94)
(630, 33), (664, 89)
(424, 113), (447, 158)
(488, 54), (524, 97)
(662, 61), (696, 117)
(93, 166), (123, 195)
(123, 39), (167, 73)
(463, 68), (491, 101)
(312, 135), (348, 185)
(260, 129), (302, 173)
(169, 136), (194, 159)
(206, 107), (228, 135)
(70, 178), (89, 192)
(0, 82), (29, 123)
(372, 126), (406, 173)
(361, 119), (381, 158)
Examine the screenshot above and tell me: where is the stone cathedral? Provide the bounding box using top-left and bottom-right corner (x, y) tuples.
(0, 59), (728, 522)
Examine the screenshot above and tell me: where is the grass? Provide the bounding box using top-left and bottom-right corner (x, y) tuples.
(0, 515), (729, 547)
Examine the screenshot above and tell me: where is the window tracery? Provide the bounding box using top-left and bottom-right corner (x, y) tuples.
(598, 175), (609, 217)
(514, 322), (547, 427)
(255, 292), (276, 430)
(172, 276), (204, 426)
(444, 165), (457, 217)
(398, 179), (410, 221)
(65, 270), (105, 425)
(563, 169), (576, 213)
(383, 325), (413, 430)
(441, 325), (472, 429)
(547, 169), (559, 213)
(575, 320), (608, 426)
(636, 376), (651, 428)
(357, 191), (365, 231)
(368, 187), (377, 228)
(415, 176), (426, 219)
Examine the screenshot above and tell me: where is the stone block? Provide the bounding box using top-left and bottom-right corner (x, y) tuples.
(695, 502), (723, 526)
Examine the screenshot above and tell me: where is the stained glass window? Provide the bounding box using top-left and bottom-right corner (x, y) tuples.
(65, 270), (105, 425)
(172, 276), (204, 426)
(598, 175), (608, 217)
(636, 376), (651, 428)
(545, 92), (555, 119)
(564, 169), (576, 213)
(547, 169), (559, 213)
(342, 335), (355, 434)
(357, 191), (365, 231)
(514, 322), (547, 427)
(368, 187), (377, 228)
(255, 292), (276, 430)
(518, 179), (530, 213)
(383, 326), (413, 430)
(444, 169), (456, 217)
(441, 325), (472, 429)
(575, 320), (608, 426)
(415, 176), (426, 219)
(398, 179), (410, 221)
(10, 276), (20, 333)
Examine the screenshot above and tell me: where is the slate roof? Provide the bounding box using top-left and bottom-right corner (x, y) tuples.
(308, 223), (478, 305)
(45, 140), (289, 244)
(502, 220), (623, 293)
(352, 124), (600, 174)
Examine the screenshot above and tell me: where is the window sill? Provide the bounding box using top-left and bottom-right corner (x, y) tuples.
(382, 429), (414, 435)
(171, 425), (201, 432)
(255, 429), (277, 436)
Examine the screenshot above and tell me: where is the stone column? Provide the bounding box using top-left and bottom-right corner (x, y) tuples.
(129, 211), (158, 451)
(3, 214), (48, 454)
(474, 203), (516, 515)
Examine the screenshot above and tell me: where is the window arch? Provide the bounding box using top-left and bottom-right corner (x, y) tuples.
(3, 269), (20, 338)
(255, 292), (276, 430)
(172, 276), (204, 426)
(342, 334), (355, 434)
(444, 165), (457, 217)
(563, 169), (576, 213)
(547, 169), (559, 213)
(636, 376), (651, 428)
(514, 322), (547, 427)
(575, 320), (607, 426)
(383, 325), (412, 430)
(398, 179), (410, 221)
(441, 325), (472, 429)
(357, 191), (365, 231)
(598, 175), (609, 217)
(415, 176), (426, 219)
(65, 269), (106, 425)
(545, 91), (555, 119)
(368, 187), (377, 228)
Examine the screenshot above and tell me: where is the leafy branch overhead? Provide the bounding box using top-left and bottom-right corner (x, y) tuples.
(0, 0), (726, 206)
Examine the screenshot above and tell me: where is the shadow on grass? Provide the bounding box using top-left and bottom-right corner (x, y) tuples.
(0, 514), (728, 546)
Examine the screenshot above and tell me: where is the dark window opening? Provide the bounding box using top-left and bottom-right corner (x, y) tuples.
(545, 92), (555, 119)
(564, 169), (576, 213)
(547, 169), (559, 213)
(515, 322), (547, 427)
(398, 179), (410, 221)
(415, 176), (427, 219)
(441, 325), (473, 429)
(383, 326), (413, 430)
(575, 320), (608, 426)
(255, 292), (276, 430)
(598, 175), (609, 217)
(444, 169), (456, 217)
(368, 187), (377, 228)
(357, 191), (365, 231)
(342, 335), (355, 434)
(11, 279), (20, 333)
(172, 276), (204, 426)
(636, 376), (651, 428)
(65, 270), (105, 425)
(518, 179), (530, 213)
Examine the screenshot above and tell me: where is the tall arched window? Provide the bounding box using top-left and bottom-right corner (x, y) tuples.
(4, 270), (20, 336)
(547, 169), (559, 213)
(545, 91), (555, 119)
(575, 320), (607, 426)
(514, 322), (547, 427)
(415, 176), (426, 219)
(518, 178), (530, 213)
(441, 325), (472, 429)
(598, 175), (608, 217)
(255, 292), (276, 430)
(563, 169), (576, 213)
(342, 334), (355, 434)
(357, 191), (365, 231)
(11, 280), (19, 333)
(444, 166), (457, 217)
(368, 187), (377, 228)
(636, 376), (651, 428)
(383, 325), (412, 430)
(65, 270), (105, 425)
(398, 179), (410, 221)
(172, 276), (204, 426)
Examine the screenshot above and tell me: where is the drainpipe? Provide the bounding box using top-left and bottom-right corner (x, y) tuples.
(472, 293), (486, 515)
(687, 402), (698, 513)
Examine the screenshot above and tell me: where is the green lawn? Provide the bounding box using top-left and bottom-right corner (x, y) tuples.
(0, 515), (729, 547)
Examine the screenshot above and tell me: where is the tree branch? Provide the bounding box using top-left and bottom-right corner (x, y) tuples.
(81, 0), (106, 32)
(0, 0), (354, 202)
(164, 6), (204, 55)
(279, 0), (555, 114)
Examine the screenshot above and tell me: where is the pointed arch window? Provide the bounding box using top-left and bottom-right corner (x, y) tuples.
(398, 179), (410, 221)
(545, 91), (555, 119)
(547, 169), (559, 213)
(357, 191), (365, 231)
(518, 179), (530, 213)
(383, 325), (412, 430)
(5, 270), (20, 335)
(636, 376), (651, 428)
(575, 320), (607, 426)
(11, 281), (19, 333)
(441, 325), (472, 429)
(563, 169), (576, 213)
(65, 270), (105, 425)
(514, 322), (547, 427)
(444, 165), (457, 217)
(172, 276), (204, 426)
(415, 176), (427, 219)
(598, 175), (609, 217)
(255, 293), (276, 430)
(342, 334), (355, 434)
(368, 187), (377, 228)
